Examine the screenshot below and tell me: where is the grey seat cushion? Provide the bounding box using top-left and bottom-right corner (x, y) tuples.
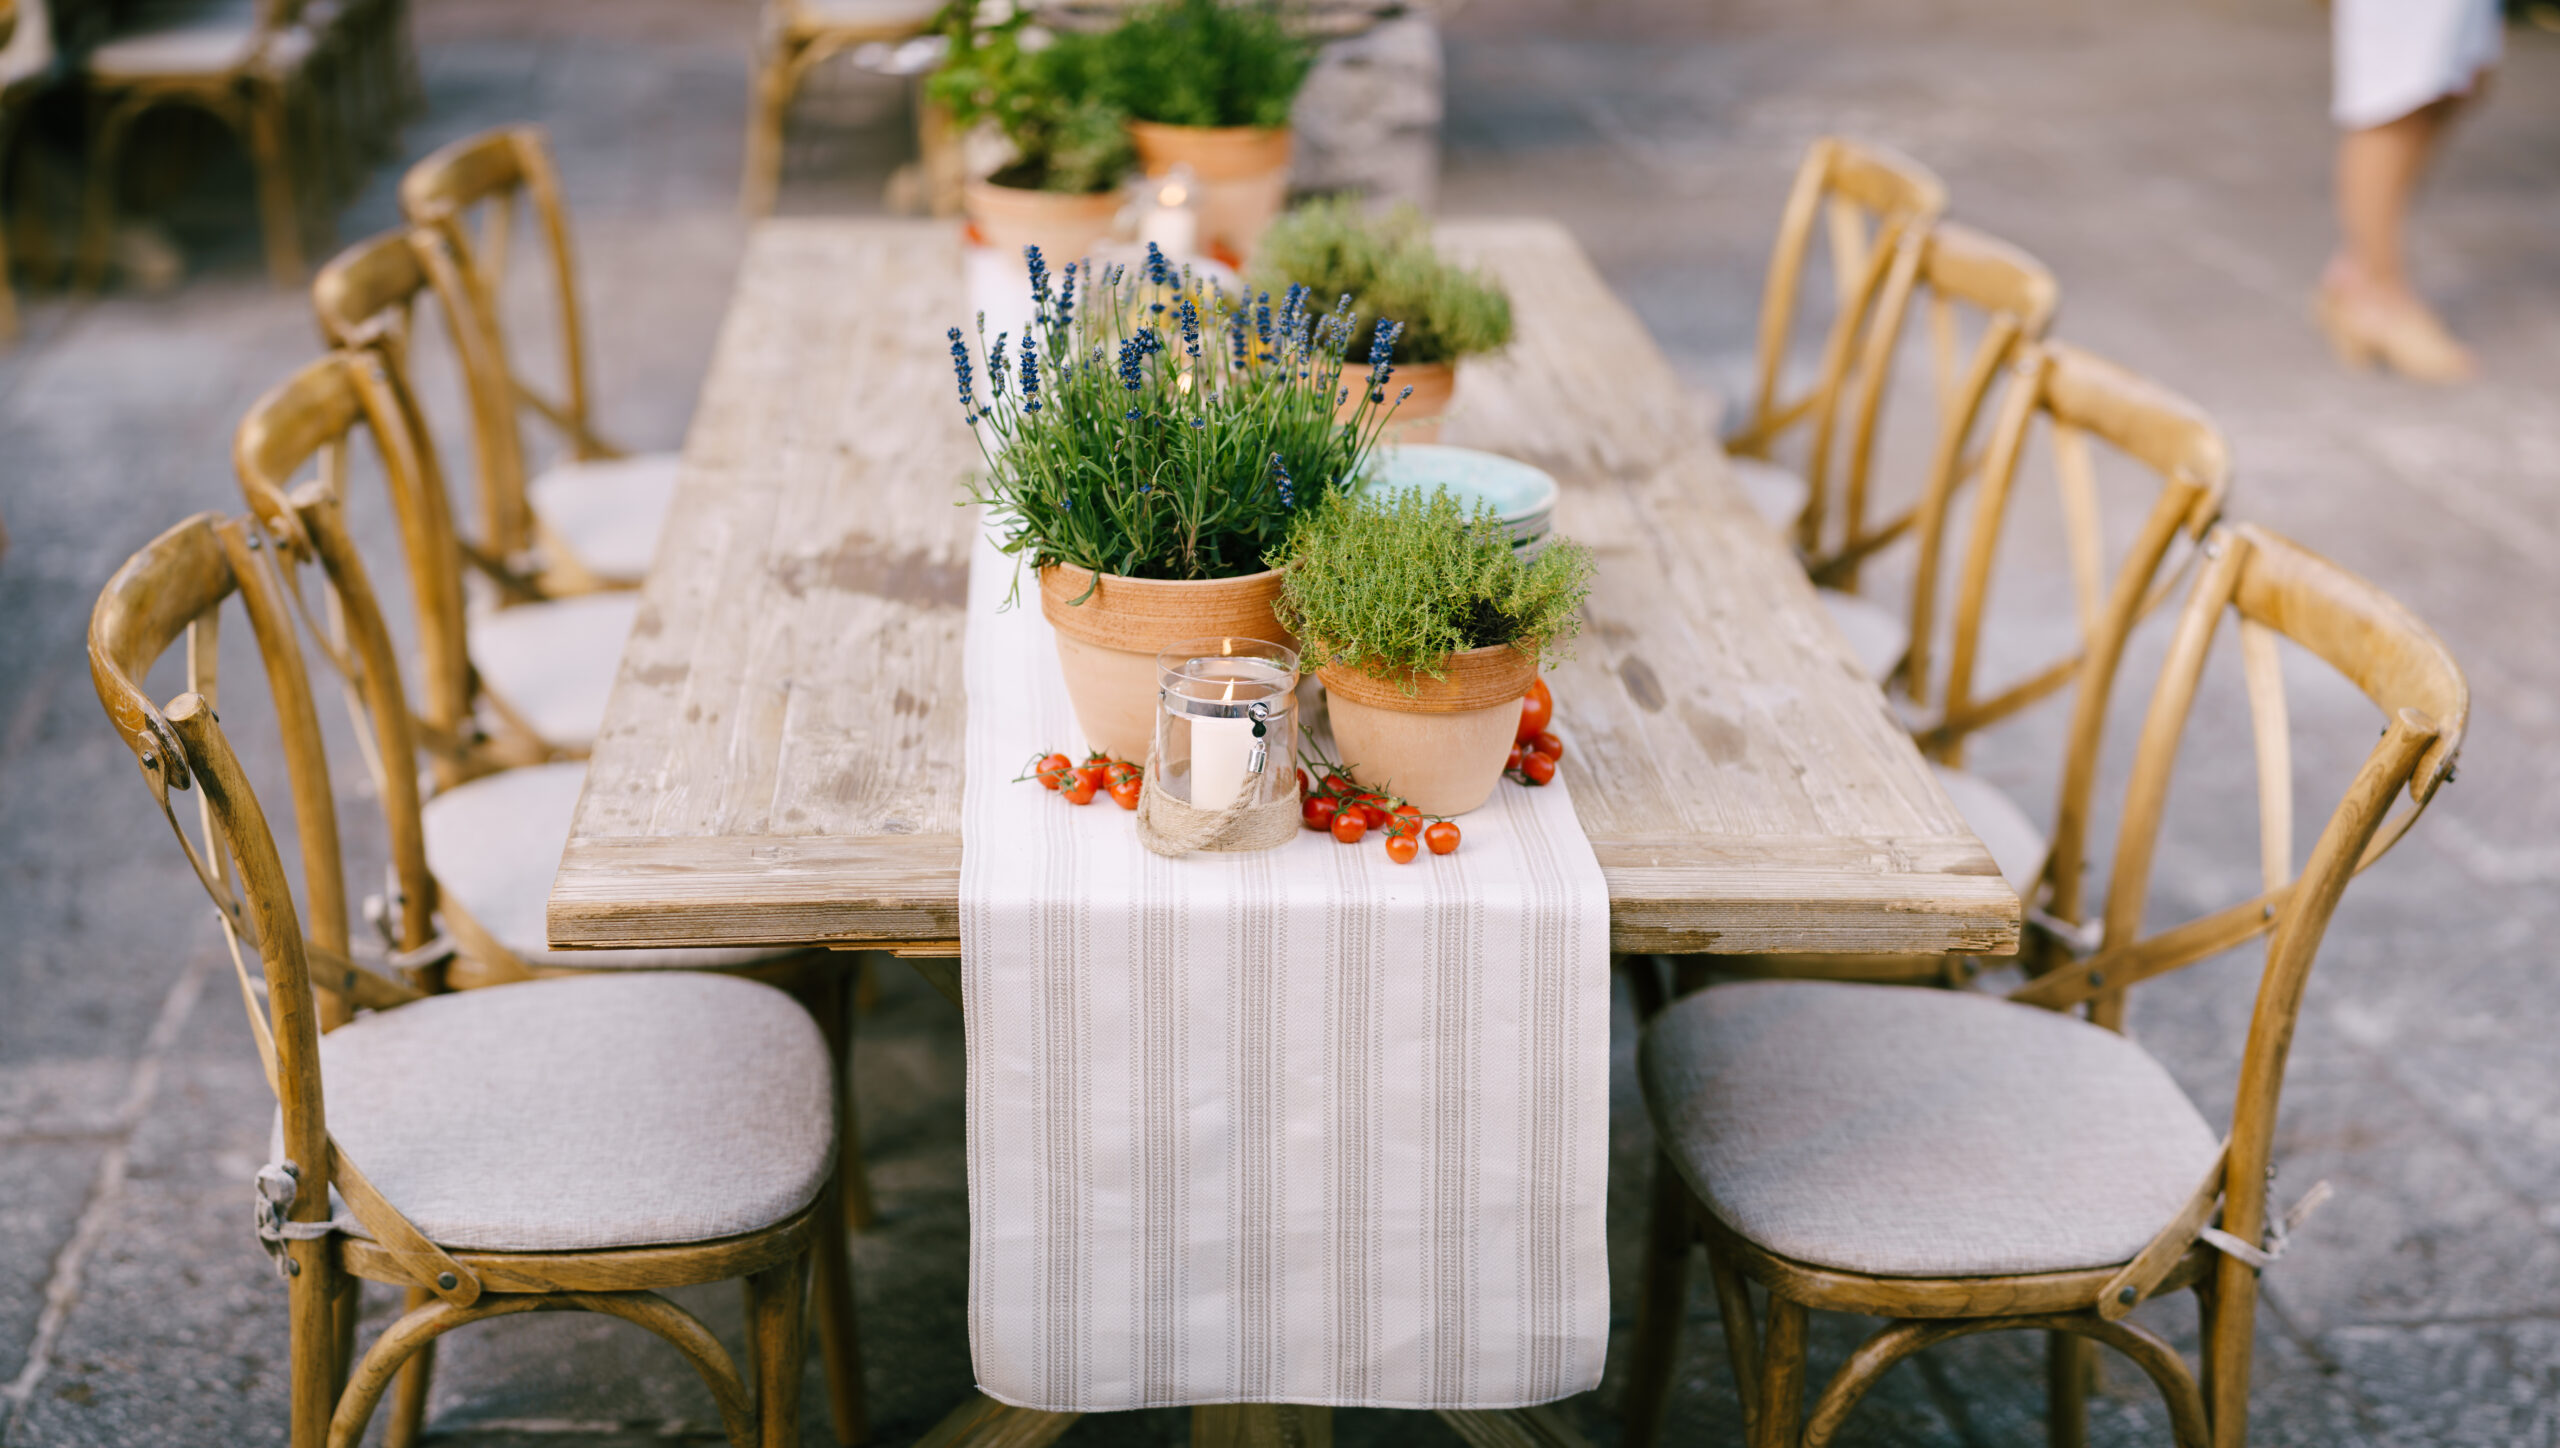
(1641, 980), (2220, 1278)
(1730, 456), (1811, 535)
(422, 760), (787, 971)
(528, 451), (681, 581)
(1815, 587), (1909, 684)
(468, 591), (643, 750)
(280, 972), (835, 1252)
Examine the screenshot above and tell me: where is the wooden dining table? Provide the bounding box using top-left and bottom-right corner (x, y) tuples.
(548, 216), (2020, 1448)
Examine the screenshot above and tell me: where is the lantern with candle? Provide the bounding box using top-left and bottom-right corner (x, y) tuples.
(1139, 638), (1301, 853)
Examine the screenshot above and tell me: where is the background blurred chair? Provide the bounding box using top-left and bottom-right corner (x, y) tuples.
(1627, 520), (2467, 1448)
(90, 507), (834, 1448)
(1722, 136), (1946, 552)
(396, 126), (678, 595)
(742, 0), (942, 217)
(0, 0), (58, 341)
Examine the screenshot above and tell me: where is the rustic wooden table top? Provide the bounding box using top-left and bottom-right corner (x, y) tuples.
(548, 216), (2020, 958)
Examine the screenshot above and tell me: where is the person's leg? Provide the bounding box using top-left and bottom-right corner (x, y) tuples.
(2318, 88), (2484, 380)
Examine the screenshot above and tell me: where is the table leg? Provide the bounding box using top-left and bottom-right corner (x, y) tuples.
(1438, 1405), (1599, 1448)
(1194, 1404), (1332, 1448)
(913, 1391), (1080, 1448)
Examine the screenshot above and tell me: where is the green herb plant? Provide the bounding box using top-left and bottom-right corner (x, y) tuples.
(954, 245), (1413, 584)
(1252, 199), (1515, 365)
(1095, 0), (1312, 131)
(927, 0), (1133, 193)
(1272, 485), (1593, 688)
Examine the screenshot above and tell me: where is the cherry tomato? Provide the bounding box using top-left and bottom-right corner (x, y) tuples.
(1517, 677), (1554, 745)
(1296, 767), (1310, 796)
(1330, 809), (1368, 844)
(1384, 833), (1419, 864)
(1075, 756), (1110, 793)
(1109, 760), (1144, 790)
(1062, 775), (1098, 805)
(1037, 752), (1072, 790)
(1358, 798), (1392, 829)
(1505, 746), (1525, 774)
(1108, 776), (1144, 810)
(1530, 731), (1564, 762)
(1392, 803), (1421, 824)
(1303, 794), (1340, 831)
(1424, 820), (1461, 855)
(1519, 752), (1557, 786)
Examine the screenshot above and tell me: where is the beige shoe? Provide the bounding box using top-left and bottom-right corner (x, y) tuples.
(2313, 285), (2478, 384)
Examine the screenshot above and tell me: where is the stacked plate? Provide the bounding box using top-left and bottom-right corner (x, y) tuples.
(1363, 444), (1560, 556)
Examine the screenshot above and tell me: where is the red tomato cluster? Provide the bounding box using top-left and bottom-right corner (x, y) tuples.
(1505, 679), (1566, 785)
(1297, 759), (1461, 864)
(1022, 750), (1145, 810)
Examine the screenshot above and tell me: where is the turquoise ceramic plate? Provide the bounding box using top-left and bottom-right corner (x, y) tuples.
(1364, 444), (1560, 528)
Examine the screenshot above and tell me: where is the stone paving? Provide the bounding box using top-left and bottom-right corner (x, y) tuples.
(1, 1), (2556, 1444)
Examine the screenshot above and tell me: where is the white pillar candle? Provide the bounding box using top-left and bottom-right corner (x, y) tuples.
(1190, 681), (1258, 810)
(1137, 176), (1200, 261)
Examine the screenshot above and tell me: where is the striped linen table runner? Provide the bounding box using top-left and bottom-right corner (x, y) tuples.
(958, 524), (1612, 1412)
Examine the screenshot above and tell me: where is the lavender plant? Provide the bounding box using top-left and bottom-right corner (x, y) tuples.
(955, 243), (1411, 583)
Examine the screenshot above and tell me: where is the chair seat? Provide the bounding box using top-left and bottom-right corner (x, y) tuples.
(423, 761), (788, 971)
(529, 450), (682, 582)
(1931, 763), (2048, 898)
(282, 972), (834, 1252)
(1641, 980), (2221, 1279)
(1729, 456), (1810, 535)
(468, 591), (643, 749)
(1815, 587), (1908, 683)
(793, 0), (943, 31)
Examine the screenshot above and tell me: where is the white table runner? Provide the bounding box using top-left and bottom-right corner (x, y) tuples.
(958, 524), (1612, 1412)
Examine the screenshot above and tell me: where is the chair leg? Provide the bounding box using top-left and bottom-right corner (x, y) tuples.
(286, 1242), (341, 1448)
(749, 1256), (811, 1448)
(1621, 1151), (1693, 1448)
(740, 51), (794, 216)
(1752, 1295), (1807, 1448)
(330, 1271), (361, 1400)
(243, 83), (307, 285)
(383, 1285), (437, 1448)
(0, 187), (16, 345)
(802, 969), (870, 1445)
(2047, 1332), (2090, 1448)
(1705, 1240), (1763, 1430)
(77, 92), (148, 292)
(2204, 1259), (2257, 1448)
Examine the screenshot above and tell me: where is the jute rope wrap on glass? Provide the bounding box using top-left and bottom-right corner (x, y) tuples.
(1133, 741), (1300, 856)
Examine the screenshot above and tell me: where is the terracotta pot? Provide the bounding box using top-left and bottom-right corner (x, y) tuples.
(964, 179), (1122, 267)
(1039, 564), (1295, 762)
(1318, 643), (1539, 817)
(1337, 359), (1456, 445)
(1128, 121), (1292, 264)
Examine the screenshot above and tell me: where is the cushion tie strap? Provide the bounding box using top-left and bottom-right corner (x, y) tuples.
(252, 1161), (350, 1279)
(2200, 1179), (2334, 1272)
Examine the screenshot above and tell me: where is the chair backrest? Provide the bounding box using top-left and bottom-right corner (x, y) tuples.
(1803, 219), (2059, 590)
(2008, 521), (2465, 1250)
(238, 330), (525, 787)
(1727, 137), (1947, 548)
(395, 125), (613, 560)
(91, 505), (483, 1305)
(1905, 341), (2229, 802)
(0, 0), (54, 89)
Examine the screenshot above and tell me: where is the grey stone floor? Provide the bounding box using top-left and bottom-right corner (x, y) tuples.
(2, 1), (2556, 1444)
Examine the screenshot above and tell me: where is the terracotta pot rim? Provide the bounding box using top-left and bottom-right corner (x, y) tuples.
(1127, 120), (1293, 140)
(1038, 563), (1294, 653)
(964, 178), (1123, 206)
(1317, 642), (1540, 715)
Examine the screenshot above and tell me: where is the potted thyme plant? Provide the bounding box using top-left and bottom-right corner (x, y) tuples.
(929, 0), (1135, 264)
(1273, 485), (1591, 815)
(1094, 0), (1311, 263)
(1253, 199), (1515, 441)
(954, 244), (1409, 760)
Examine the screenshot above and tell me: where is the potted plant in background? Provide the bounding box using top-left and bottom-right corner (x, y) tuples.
(1253, 198), (1516, 442)
(1274, 484), (1591, 816)
(929, 0), (1136, 264)
(1095, 0), (1311, 264)
(954, 246), (1406, 760)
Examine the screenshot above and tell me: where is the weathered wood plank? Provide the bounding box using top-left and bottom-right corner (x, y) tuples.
(550, 217), (2021, 957)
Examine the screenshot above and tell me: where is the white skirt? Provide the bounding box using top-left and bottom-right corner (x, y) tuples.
(2334, 0), (2504, 129)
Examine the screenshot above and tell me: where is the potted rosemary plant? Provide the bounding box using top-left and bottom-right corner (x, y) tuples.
(1253, 199), (1515, 441)
(1094, 0), (1311, 263)
(929, 0), (1135, 264)
(955, 245), (1407, 760)
(1274, 485), (1591, 815)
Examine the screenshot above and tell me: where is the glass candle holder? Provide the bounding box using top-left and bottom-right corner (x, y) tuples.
(1155, 637), (1299, 812)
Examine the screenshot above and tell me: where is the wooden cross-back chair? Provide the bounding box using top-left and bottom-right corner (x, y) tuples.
(230, 350), (873, 1442)
(310, 228), (647, 779)
(1785, 219), (2060, 688)
(743, 0), (943, 216)
(90, 508), (834, 1448)
(1624, 520), (2467, 1448)
(393, 125), (680, 595)
(1722, 137), (1946, 557)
